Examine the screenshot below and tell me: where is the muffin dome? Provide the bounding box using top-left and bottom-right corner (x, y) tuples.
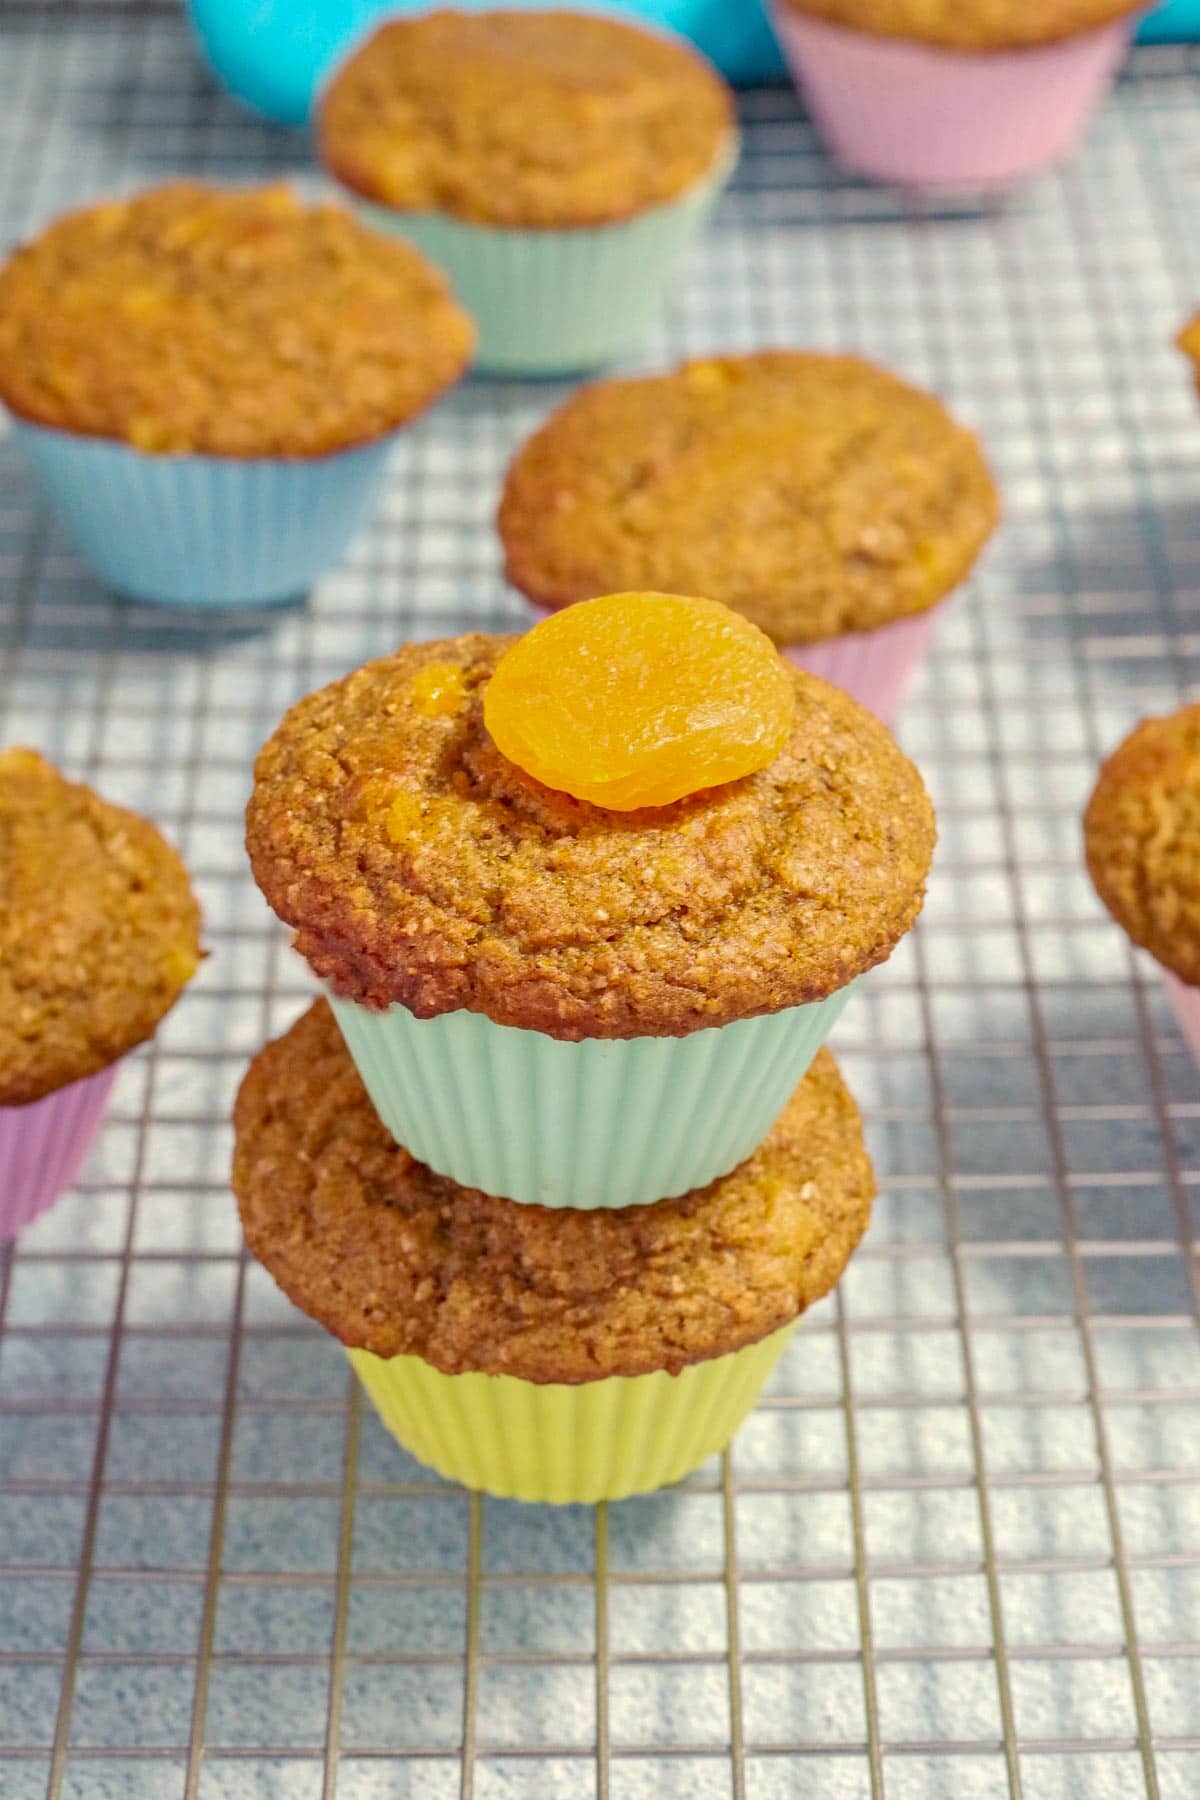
(318, 9), (735, 228)
(1084, 705), (1200, 987)
(245, 631), (936, 1038)
(774, 0), (1139, 52)
(0, 183), (474, 455)
(0, 749), (201, 1104)
(499, 353), (998, 647)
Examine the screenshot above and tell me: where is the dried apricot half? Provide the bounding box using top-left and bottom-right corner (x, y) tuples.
(484, 592), (795, 811)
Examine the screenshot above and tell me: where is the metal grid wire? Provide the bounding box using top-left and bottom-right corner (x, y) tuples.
(2, 4), (1200, 1796)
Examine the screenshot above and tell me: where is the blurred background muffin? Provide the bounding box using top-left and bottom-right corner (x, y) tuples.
(771, 0), (1139, 188)
(499, 352), (998, 722)
(233, 999), (875, 1502)
(318, 9), (737, 374)
(0, 182), (473, 605)
(1085, 705), (1200, 1062)
(0, 749), (201, 1238)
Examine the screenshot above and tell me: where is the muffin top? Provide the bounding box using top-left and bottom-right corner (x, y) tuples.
(234, 1000), (874, 1382)
(246, 629), (936, 1040)
(498, 353), (998, 646)
(0, 183), (474, 456)
(318, 10), (735, 228)
(1084, 706), (1200, 987)
(0, 749), (202, 1105)
(776, 0), (1137, 51)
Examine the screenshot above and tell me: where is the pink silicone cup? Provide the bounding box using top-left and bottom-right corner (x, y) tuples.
(0, 1064), (118, 1240)
(781, 606), (940, 723)
(524, 600), (938, 724)
(770, 8), (1133, 190)
(1164, 972), (1200, 1065)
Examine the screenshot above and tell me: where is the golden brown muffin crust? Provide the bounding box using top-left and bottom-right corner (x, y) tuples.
(318, 10), (735, 228)
(777, 0), (1137, 51)
(245, 632), (936, 1039)
(498, 353), (998, 646)
(1084, 706), (1200, 987)
(0, 183), (474, 455)
(233, 1001), (874, 1382)
(0, 749), (202, 1105)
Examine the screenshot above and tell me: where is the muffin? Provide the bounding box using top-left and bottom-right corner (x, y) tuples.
(1084, 706), (1200, 1061)
(318, 10), (737, 374)
(771, 0), (1137, 189)
(245, 593), (935, 1209)
(0, 182), (474, 605)
(0, 749), (202, 1237)
(499, 353), (998, 721)
(233, 999), (875, 1502)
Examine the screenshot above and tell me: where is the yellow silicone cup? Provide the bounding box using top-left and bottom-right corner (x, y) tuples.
(348, 1321), (795, 1504)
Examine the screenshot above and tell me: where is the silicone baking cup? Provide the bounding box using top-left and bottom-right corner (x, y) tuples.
(1165, 972), (1200, 1063)
(770, 9), (1133, 190)
(10, 420), (398, 606)
(350, 141), (738, 376)
(330, 987), (852, 1211)
(0, 1064), (118, 1240)
(782, 606), (942, 722)
(350, 1320), (795, 1503)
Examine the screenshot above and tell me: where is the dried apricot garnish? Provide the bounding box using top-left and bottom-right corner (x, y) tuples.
(411, 661), (468, 718)
(484, 592), (795, 811)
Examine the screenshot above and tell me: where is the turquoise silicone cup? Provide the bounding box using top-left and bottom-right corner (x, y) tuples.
(330, 984), (853, 1210)
(354, 141), (737, 376)
(10, 421), (397, 607)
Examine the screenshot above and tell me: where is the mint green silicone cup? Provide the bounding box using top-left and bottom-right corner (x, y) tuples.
(329, 984), (852, 1210)
(352, 138), (737, 376)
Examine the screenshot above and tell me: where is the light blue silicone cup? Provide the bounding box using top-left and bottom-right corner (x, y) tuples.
(9, 421), (397, 607)
(352, 141), (736, 377)
(329, 983), (853, 1210)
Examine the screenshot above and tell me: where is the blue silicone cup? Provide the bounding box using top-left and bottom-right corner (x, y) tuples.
(9, 420), (397, 607)
(186, 0), (783, 124)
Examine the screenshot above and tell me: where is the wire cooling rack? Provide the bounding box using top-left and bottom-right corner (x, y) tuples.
(3, 6), (1200, 1797)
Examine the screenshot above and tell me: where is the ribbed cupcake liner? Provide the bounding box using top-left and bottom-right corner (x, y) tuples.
(11, 421), (397, 606)
(349, 1321), (795, 1503)
(0, 1064), (118, 1241)
(782, 606), (942, 722)
(330, 987), (853, 1210)
(354, 142), (737, 376)
(1164, 972), (1200, 1064)
(770, 8), (1132, 190)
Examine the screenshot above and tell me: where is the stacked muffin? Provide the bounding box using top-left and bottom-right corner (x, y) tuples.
(234, 593), (936, 1503)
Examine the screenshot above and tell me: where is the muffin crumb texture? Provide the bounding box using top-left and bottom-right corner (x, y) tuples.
(777, 0), (1138, 52)
(0, 183), (475, 455)
(246, 632), (936, 1039)
(1084, 705), (1200, 986)
(233, 1000), (874, 1383)
(319, 9), (735, 227)
(0, 748), (202, 1105)
(499, 352), (998, 646)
